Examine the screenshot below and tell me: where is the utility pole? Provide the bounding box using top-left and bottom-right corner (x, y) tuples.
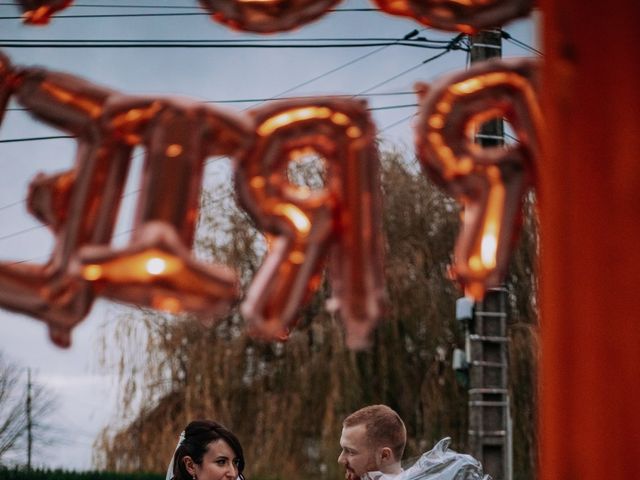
(469, 29), (504, 147)
(464, 29), (512, 480)
(26, 368), (32, 471)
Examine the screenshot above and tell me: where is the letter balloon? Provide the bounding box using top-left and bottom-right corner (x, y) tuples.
(0, 64), (127, 347)
(198, 0), (340, 33)
(17, 0), (73, 25)
(0, 53), (247, 346)
(235, 98), (386, 349)
(76, 96), (249, 321)
(415, 58), (541, 299)
(374, 0), (534, 33)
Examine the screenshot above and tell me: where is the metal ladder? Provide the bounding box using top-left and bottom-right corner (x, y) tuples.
(467, 288), (512, 480)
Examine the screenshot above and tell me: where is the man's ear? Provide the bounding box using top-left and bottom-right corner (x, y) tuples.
(379, 446), (394, 465)
(183, 456), (196, 476)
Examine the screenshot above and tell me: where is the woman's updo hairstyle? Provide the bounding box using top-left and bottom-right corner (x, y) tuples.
(171, 420), (245, 480)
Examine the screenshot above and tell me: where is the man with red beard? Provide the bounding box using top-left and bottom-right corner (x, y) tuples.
(337, 405), (406, 480)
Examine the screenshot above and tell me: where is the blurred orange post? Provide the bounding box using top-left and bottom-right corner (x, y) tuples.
(539, 2), (640, 478)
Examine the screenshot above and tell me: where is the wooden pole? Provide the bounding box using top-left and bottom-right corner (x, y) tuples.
(539, 2), (640, 478)
(26, 368), (32, 471)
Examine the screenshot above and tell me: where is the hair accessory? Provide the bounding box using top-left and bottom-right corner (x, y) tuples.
(165, 431), (186, 480)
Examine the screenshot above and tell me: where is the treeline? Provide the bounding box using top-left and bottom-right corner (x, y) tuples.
(94, 150), (538, 480)
(0, 468), (162, 480)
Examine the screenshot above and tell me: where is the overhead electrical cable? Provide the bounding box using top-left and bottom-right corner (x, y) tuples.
(0, 40), (454, 50)
(0, 7), (380, 21)
(0, 2), (379, 9)
(6, 90), (417, 113)
(0, 29), (436, 217)
(0, 2), (202, 8)
(355, 33), (464, 96)
(0, 37), (450, 44)
(1, 102), (418, 144)
(0, 102), (421, 239)
(0, 223), (46, 241)
(233, 29), (425, 106)
(3, 189), (234, 266)
(379, 112), (418, 134)
(0, 134), (73, 143)
(0, 31), (430, 213)
(501, 30), (543, 56)
(0, 198), (24, 212)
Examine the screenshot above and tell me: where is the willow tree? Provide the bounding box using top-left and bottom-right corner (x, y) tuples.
(94, 149), (538, 480)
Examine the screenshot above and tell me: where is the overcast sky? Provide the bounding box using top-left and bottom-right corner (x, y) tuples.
(0, 0), (538, 471)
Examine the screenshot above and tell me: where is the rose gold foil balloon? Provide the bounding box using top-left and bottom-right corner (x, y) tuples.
(198, 0), (341, 33)
(76, 96), (249, 320)
(17, 0), (73, 25)
(374, 0), (534, 33)
(0, 52), (14, 126)
(0, 55), (248, 346)
(235, 98), (385, 349)
(0, 66), (127, 347)
(415, 58), (541, 299)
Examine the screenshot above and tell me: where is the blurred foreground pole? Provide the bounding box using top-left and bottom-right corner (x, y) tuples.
(539, 2), (640, 479)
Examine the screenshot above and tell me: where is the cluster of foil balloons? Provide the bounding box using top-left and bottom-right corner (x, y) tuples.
(18, 0), (533, 34)
(3, 0), (540, 349)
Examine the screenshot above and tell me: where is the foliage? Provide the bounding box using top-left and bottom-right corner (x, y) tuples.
(0, 467), (163, 480)
(94, 149), (538, 480)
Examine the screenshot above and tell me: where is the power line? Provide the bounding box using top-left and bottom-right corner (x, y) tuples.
(0, 40), (452, 50)
(0, 104), (422, 230)
(0, 101), (422, 212)
(6, 91), (416, 112)
(379, 112), (418, 134)
(0, 3), (380, 11)
(0, 106), (417, 241)
(0, 135), (73, 143)
(504, 132), (520, 143)
(501, 31), (543, 56)
(0, 154), (231, 244)
(0, 95), (417, 244)
(0, 102), (417, 144)
(2, 189), (234, 265)
(0, 2), (202, 8)
(355, 34), (465, 96)
(369, 103), (417, 111)
(0, 198), (25, 211)
(0, 7), (380, 21)
(0, 37), (448, 44)
(0, 223), (47, 242)
(0, 28), (432, 218)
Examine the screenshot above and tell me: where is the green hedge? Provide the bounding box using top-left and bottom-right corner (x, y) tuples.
(0, 469), (162, 480)
(0, 468), (279, 480)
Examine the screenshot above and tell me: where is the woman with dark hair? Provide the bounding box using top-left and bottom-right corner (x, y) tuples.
(166, 420), (245, 480)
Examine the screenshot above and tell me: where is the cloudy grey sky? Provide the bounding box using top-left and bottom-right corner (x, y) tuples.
(0, 0), (538, 471)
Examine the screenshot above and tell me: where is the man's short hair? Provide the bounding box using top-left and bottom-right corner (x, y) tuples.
(343, 404), (407, 461)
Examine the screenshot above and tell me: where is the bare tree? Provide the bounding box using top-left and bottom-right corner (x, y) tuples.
(0, 353), (57, 466)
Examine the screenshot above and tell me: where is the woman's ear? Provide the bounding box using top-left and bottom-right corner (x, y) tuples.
(183, 456), (196, 476)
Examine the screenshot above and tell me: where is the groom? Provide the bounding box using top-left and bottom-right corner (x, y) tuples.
(337, 405), (406, 480)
